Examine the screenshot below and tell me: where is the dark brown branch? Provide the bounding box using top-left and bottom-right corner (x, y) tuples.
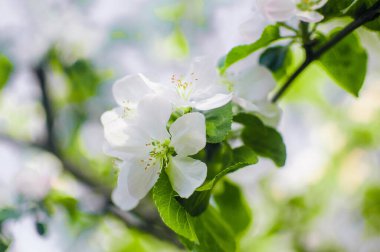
(271, 1), (380, 103)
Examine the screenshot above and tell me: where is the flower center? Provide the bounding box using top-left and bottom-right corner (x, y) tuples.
(141, 139), (174, 170)
(120, 100), (136, 119)
(171, 73), (198, 101)
(297, 0), (322, 11)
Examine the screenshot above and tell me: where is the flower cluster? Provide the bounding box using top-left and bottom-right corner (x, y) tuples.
(101, 57), (233, 210)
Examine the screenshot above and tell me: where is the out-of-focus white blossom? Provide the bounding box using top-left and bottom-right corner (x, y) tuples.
(241, 0), (328, 40)
(3, 215), (61, 252)
(0, 143), (61, 206)
(225, 58), (282, 127)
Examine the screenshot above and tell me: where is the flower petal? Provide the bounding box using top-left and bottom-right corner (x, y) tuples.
(101, 107), (129, 147)
(112, 73), (154, 107)
(166, 156), (207, 198)
(296, 10), (324, 23)
(193, 93), (232, 111)
(186, 57), (218, 91)
(227, 63), (276, 101)
(169, 112), (206, 156)
(112, 166), (139, 210)
(127, 158), (162, 199)
(258, 0), (296, 22)
(312, 0), (328, 10)
(239, 17), (268, 41)
(136, 95), (172, 141)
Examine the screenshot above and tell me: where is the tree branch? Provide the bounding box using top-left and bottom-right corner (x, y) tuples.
(271, 2), (380, 103)
(30, 65), (183, 247)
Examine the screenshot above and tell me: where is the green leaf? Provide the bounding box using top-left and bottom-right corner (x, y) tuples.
(320, 0), (355, 18)
(214, 180), (252, 235)
(153, 173), (198, 243)
(0, 235), (9, 252)
(0, 54), (13, 91)
(259, 46), (289, 72)
(319, 30), (367, 97)
(44, 191), (79, 221)
(177, 190), (212, 216)
(204, 102), (233, 143)
(362, 186), (380, 234)
(234, 113), (286, 167)
(182, 207), (236, 252)
(197, 162), (250, 192)
(232, 146), (259, 164)
(36, 221), (47, 236)
(0, 208), (20, 224)
(219, 25), (281, 73)
(64, 59), (102, 103)
(197, 147), (258, 191)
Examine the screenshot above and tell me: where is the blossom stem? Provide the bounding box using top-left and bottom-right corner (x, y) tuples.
(271, 2), (380, 103)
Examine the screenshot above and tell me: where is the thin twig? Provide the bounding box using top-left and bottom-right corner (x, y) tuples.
(271, 2), (380, 103)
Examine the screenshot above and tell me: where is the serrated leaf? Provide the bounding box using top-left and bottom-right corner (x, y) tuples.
(319, 30), (367, 97)
(234, 113), (286, 167)
(153, 173), (198, 243)
(214, 180), (252, 235)
(182, 207), (236, 252)
(0, 54), (13, 91)
(219, 25), (281, 73)
(259, 46), (289, 72)
(204, 102), (233, 143)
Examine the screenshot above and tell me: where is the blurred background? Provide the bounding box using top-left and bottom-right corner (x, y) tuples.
(0, 0), (380, 251)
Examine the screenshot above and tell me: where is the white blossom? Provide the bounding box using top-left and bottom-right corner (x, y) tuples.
(108, 95), (207, 210)
(225, 58), (282, 127)
(241, 0), (328, 40)
(160, 57), (232, 110)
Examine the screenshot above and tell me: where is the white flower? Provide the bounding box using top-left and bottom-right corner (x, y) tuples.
(161, 57), (232, 110)
(295, 0), (328, 23)
(111, 95), (207, 210)
(257, 0), (296, 22)
(241, 0), (327, 40)
(100, 74), (161, 159)
(225, 58), (282, 127)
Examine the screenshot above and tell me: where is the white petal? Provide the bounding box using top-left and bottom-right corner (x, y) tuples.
(112, 166), (139, 210)
(169, 112), (206, 156)
(312, 0), (328, 10)
(112, 74), (154, 107)
(258, 0), (296, 22)
(101, 107), (129, 147)
(296, 10), (324, 22)
(166, 156), (207, 198)
(239, 17), (267, 41)
(193, 93), (232, 111)
(136, 95), (172, 141)
(127, 158), (162, 199)
(186, 57), (218, 91)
